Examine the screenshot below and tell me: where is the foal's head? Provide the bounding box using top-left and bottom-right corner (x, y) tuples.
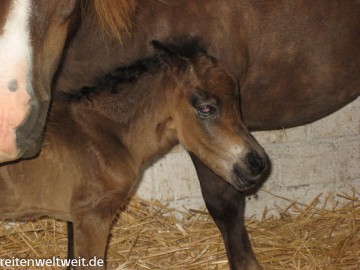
(154, 39), (269, 191)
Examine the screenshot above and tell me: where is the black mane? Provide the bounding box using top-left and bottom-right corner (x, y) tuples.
(152, 37), (207, 59)
(59, 37), (208, 102)
(57, 57), (159, 102)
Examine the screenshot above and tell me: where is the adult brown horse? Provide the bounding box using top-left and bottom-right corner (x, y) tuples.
(0, 39), (268, 270)
(0, 0), (135, 162)
(55, 1), (360, 269)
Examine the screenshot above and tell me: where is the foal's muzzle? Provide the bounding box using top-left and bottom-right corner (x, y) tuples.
(232, 151), (269, 190)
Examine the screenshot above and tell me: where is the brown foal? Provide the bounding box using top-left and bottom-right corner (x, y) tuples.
(0, 39), (268, 269)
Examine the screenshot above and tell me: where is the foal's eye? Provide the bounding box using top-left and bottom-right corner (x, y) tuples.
(197, 105), (216, 118)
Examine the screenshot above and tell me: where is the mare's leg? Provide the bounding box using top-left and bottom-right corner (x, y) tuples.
(190, 154), (262, 270)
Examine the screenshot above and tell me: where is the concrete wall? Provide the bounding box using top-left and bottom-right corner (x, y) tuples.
(134, 97), (360, 218)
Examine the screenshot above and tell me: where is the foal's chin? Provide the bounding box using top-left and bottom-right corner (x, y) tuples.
(210, 160), (269, 192)
(229, 170), (263, 192)
(189, 152), (265, 192)
(198, 162), (258, 193)
(229, 161), (270, 192)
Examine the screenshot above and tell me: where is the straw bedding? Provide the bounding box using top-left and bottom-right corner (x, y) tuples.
(0, 188), (359, 270)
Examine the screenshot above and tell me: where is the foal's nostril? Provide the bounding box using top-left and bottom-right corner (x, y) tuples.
(246, 151), (266, 176)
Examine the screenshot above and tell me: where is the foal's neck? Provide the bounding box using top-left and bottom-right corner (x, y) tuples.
(73, 70), (179, 171)
(120, 73), (179, 168)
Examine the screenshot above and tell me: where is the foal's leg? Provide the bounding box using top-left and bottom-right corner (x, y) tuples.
(67, 222), (75, 270)
(190, 154), (262, 270)
(71, 210), (113, 270)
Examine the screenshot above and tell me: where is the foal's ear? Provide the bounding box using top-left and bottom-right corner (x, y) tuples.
(151, 40), (185, 69)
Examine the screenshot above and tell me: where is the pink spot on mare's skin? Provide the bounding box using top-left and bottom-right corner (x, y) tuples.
(0, 61), (31, 161)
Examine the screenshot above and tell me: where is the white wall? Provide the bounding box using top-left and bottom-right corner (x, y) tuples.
(134, 97), (360, 218)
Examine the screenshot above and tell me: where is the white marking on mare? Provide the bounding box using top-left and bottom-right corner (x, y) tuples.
(0, 0), (33, 161)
